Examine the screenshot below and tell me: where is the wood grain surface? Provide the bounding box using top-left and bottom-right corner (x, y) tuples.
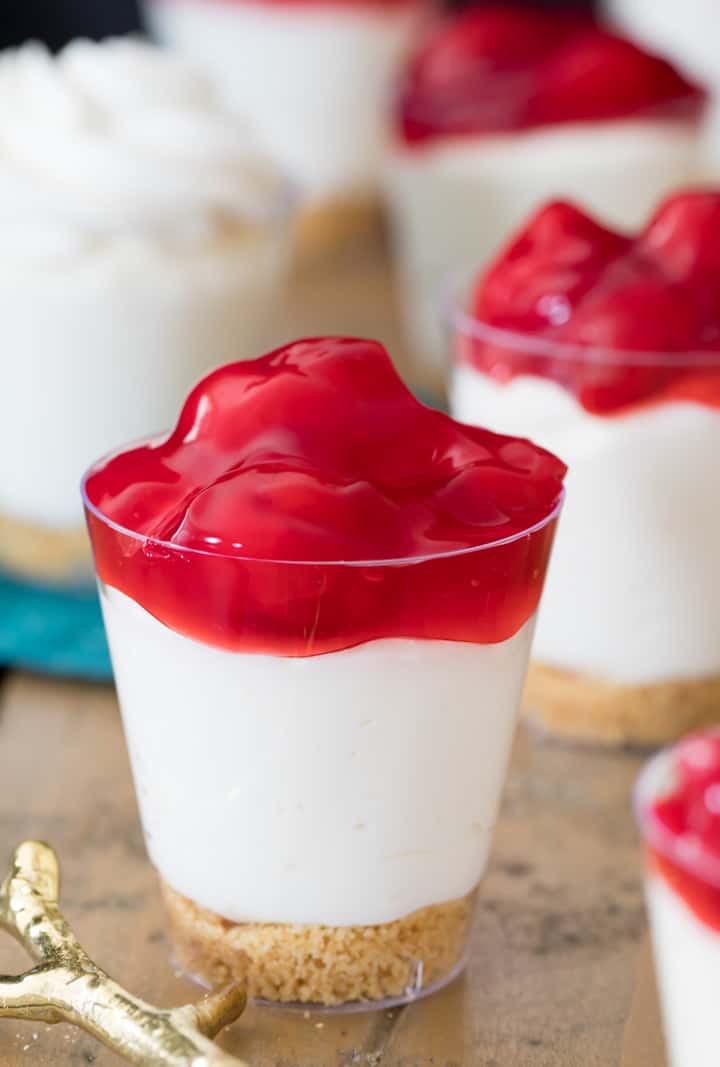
(0, 672), (648, 1066)
(621, 939), (668, 1067)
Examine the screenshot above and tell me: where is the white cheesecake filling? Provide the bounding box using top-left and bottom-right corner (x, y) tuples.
(646, 875), (720, 1067)
(146, 0), (420, 202)
(101, 584), (534, 927)
(451, 366), (720, 686)
(0, 39), (290, 534)
(385, 120), (702, 368)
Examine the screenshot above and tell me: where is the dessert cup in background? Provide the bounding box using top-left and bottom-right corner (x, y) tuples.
(635, 731), (720, 1067)
(0, 39), (293, 588)
(83, 336), (565, 1008)
(145, 0), (426, 256)
(449, 193), (720, 746)
(385, 6), (706, 382)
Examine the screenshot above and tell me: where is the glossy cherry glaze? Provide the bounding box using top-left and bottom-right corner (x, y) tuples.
(396, 6), (704, 146)
(648, 732), (720, 933)
(457, 193), (720, 415)
(158, 0), (417, 8)
(85, 338), (565, 655)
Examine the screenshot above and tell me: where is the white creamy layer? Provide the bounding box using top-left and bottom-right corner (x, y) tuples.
(385, 121), (702, 369)
(147, 0), (420, 202)
(452, 366), (720, 686)
(646, 875), (720, 1067)
(0, 38), (287, 251)
(101, 584), (534, 927)
(0, 39), (291, 533)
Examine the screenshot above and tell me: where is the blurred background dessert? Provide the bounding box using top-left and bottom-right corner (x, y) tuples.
(0, 37), (293, 587)
(385, 5), (707, 381)
(636, 731), (720, 1067)
(450, 191), (720, 746)
(144, 0), (428, 256)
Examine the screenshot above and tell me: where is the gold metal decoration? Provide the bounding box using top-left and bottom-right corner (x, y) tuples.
(0, 841), (249, 1066)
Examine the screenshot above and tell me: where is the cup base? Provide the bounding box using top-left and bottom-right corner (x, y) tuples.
(160, 879), (475, 1009)
(524, 661), (720, 747)
(0, 511), (92, 588)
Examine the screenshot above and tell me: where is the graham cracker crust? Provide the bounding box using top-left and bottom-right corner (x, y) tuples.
(161, 880), (474, 1007)
(0, 512), (91, 585)
(294, 195), (383, 262)
(524, 661), (720, 747)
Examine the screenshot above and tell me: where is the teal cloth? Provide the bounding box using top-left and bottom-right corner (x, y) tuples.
(0, 574), (112, 681)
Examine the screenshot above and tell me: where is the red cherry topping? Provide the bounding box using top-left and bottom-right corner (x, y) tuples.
(641, 191), (720, 292)
(677, 734), (720, 791)
(474, 201), (631, 333)
(460, 192), (720, 414)
(85, 338), (565, 655)
(648, 732), (720, 931)
(397, 7), (704, 146)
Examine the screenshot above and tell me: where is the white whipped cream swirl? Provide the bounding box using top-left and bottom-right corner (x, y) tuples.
(0, 38), (290, 259)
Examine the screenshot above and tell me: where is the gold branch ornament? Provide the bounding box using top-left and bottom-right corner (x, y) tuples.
(0, 841), (250, 1066)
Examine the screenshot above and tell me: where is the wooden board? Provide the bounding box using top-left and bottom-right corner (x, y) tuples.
(621, 939), (668, 1067)
(0, 671), (648, 1066)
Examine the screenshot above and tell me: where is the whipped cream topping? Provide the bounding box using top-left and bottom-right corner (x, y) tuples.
(0, 38), (288, 260)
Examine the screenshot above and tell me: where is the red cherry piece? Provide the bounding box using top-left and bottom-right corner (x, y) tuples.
(397, 7), (704, 145)
(529, 30), (699, 126)
(475, 200), (630, 330)
(653, 795), (688, 838)
(677, 733), (720, 790)
(641, 191), (720, 289)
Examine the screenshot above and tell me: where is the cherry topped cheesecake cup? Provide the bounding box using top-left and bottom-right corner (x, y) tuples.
(449, 192), (720, 747)
(83, 337), (565, 1008)
(386, 5), (706, 378)
(635, 731), (720, 1067)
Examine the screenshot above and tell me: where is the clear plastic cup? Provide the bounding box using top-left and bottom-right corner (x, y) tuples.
(83, 456), (562, 1010)
(447, 282), (720, 747)
(0, 187), (295, 590)
(635, 736), (720, 1067)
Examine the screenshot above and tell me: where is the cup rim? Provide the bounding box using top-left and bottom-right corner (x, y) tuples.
(445, 274), (720, 370)
(81, 444), (565, 570)
(634, 733), (720, 889)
